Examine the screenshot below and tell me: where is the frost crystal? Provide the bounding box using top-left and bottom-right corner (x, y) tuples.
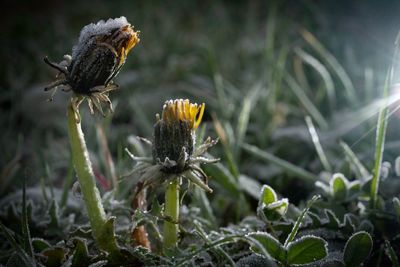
(72, 16), (130, 59)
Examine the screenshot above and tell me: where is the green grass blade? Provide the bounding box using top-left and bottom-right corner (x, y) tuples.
(284, 74), (328, 130)
(301, 29), (357, 105)
(370, 69), (390, 208)
(60, 159), (74, 208)
(236, 95), (252, 157)
(284, 195), (321, 247)
(295, 47), (336, 111)
(385, 240), (400, 267)
(0, 221), (35, 267)
(339, 141), (370, 180)
(242, 143), (318, 182)
(305, 116), (332, 172)
(235, 84), (260, 158)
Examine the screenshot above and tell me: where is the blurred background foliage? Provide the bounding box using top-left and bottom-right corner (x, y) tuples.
(1, 0), (400, 224)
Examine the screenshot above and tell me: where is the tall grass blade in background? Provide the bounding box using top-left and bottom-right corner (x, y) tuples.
(370, 34), (399, 208)
(370, 71), (390, 208)
(305, 116), (332, 172)
(295, 47), (336, 111)
(300, 29), (357, 105)
(284, 74), (328, 129)
(339, 141), (370, 180)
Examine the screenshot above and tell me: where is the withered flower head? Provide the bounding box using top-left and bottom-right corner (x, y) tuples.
(44, 16), (140, 116)
(126, 99), (218, 193)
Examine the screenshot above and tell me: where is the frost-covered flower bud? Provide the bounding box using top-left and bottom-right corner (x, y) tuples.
(44, 17), (140, 115)
(68, 16), (139, 94)
(153, 99), (205, 173)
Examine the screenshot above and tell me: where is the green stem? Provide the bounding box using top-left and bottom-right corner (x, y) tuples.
(67, 104), (120, 258)
(163, 177), (180, 251)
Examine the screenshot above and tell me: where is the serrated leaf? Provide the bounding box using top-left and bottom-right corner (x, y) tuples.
(246, 232), (286, 262)
(343, 231), (372, 267)
(342, 214), (356, 235)
(71, 238), (90, 267)
(325, 209), (340, 229)
(287, 236), (328, 265)
(308, 212), (322, 227)
(330, 173), (348, 201)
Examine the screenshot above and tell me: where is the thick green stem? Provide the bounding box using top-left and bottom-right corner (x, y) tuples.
(163, 177), (180, 251)
(67, 104), (120, 257)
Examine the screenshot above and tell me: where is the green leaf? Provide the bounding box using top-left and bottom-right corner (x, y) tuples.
(262, 199), (289, 221)
(342, 214), (356, 235)
(330, 173), (348, 201)
(325, 209), (340, 229)
(32, 238), (51, 253)
(308, 212), (322, 227)
(72, 238), (90, 267)
(42, 246), (67, 267)
(259, 185), (278, 206)
(246, 232), (286, 263)
(287, 236), (328, 265)
(343, 231), (372, 267)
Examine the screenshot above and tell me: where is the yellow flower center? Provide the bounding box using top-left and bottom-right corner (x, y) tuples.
(161, 99), (205, 130)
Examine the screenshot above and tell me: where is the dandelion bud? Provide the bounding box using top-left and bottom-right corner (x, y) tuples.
(153, 99), (205, 173)
(68, 16), (139, 94)
(44, 16), (140, 115)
